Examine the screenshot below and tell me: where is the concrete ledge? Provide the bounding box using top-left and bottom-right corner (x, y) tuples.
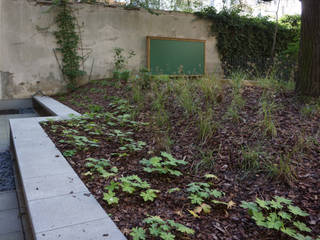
(10, 97), (126, 240)
(33, 96), (80, 117)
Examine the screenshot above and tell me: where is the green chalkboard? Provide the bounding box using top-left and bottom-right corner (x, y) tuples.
(147, 37), (206, 75)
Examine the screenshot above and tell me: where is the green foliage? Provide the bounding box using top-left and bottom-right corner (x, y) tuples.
(259, 94), (278, 138)
(195, 7), (298, 79)
(131, 216), (194, 240)
(119, 175), (150, 193)
(130, 227), (146, 240)
(198, 108), (217, 144)
(140, 189), (160, 202)
(241, 145), (265, 171)
(140, 152), (187, 176)
(187, 182), (224, 205)
(112, 47), (135, 82)
(103, 175), (158, 204)
(241, 196), (314, 240)
(84, 157), (118, 179)
(54, 0), (84, 90)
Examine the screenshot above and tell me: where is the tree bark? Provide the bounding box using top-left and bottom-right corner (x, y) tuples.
(295, 0), (320, 97)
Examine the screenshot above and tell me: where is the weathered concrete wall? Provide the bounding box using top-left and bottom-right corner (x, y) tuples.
(0, 0), (222, 99)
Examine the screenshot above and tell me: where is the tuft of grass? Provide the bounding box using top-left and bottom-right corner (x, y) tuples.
(265, 154), (296, 184)
(198, 108), (217, 144)
(194, 149), (215, 173)
(175, 78), (198, 115)
(197, 75), (221, 103)
(240, 145), (265, 172)
(259, 93), (278, 138)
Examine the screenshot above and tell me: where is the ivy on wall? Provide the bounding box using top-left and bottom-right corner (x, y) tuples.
(54, 0), (84, 90)
(195, 7), (299, 80)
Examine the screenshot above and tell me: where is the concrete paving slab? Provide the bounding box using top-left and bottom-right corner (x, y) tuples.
(0, 231), (24, 240)
(10, 96), (126, 239)
(33, 96), (80, 117)
(28, 192), (107, 233)
(36, 218), (126, 240)
(0, 208), (22, 234)
(24, 172), (87, 201)
(0, 191), (18, 211)
(0, 113), (38, 152)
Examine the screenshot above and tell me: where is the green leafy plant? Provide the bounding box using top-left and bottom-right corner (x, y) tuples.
(187, 182), (224, 205)
(240, 196), (315, 240)
(131, 216), (194, 240)
(140, 152), (187, 176)
(62, 149), (77, 157)
(84, 157), (118, 179)
(103, 175), (159, 204)
(112, 47), (135, 82)
(54, 0), (84, 90)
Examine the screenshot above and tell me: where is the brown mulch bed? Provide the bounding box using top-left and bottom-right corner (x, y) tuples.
(42, 79), (320, 240)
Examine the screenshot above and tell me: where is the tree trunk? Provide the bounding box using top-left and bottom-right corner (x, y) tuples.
(295, 0), (320, 97)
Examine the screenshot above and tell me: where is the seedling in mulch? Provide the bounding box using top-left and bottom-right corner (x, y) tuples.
(84, 158), (118, 179)
(59, 135), (99, 150)
(187, 182), (224, 206)
(103, 175), (159, 204)
(140, 152), (187, 176)
(240, 196), (316, 240)
(130, 216), (194, 240)
(62, 149), (77, 157)
(119, 140), (146, 152)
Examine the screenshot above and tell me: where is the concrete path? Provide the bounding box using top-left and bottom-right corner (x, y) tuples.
(0, 191), (24, 239)
(0, 100), (38, 240)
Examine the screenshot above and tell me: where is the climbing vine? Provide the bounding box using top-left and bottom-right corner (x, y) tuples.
(195, 7), (299, 80)
(54, 0), (84, 90)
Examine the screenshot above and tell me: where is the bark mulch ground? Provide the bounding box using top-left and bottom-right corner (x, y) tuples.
(42, 79), (319, 240)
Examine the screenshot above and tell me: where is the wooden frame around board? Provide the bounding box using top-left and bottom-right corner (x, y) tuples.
(146, 36), (207, 76)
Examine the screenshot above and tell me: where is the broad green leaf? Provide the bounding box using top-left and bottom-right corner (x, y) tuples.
(130, 227), (146, 240)
(256, 198), (270, 210)
(252, 210), (265, 223)
(274, 196), (292, 205)
(160, 232), (175, 240)
(140, 189), (160, 202)
(293, 221), (311, 233)
(149, 224), (161, 237)
(278, 211), (292, 220)
(281, 227), (297, 238)
(240, 201), (259, 213)
(288, 205), (309, 217)
(188, 194), (204, 205)
(210, 189), (223, 198)
(103, 191), (119, 205)
(269, 200), (283, 209)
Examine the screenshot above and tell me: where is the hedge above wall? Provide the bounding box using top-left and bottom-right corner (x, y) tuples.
(195, 7), (298, 79)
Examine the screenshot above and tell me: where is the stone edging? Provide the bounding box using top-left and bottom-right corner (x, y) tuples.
(10, 96), (126, 240)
